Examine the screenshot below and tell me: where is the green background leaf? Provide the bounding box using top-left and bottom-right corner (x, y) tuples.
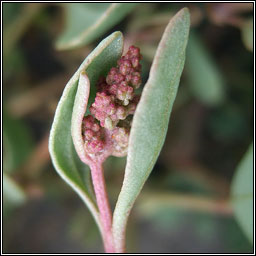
(56, 3), (137, 50)
(49, 31), (124, 233)
(112, 8), (190, 251)
(186, 32), (225, 106)
(3, 109), (34, 173)
(231, 143), (253, 243)
(241, 18), (253, 52)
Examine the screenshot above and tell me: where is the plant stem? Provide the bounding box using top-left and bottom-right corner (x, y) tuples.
(90, 162), (115, 253)
(3, 3), (43, 58)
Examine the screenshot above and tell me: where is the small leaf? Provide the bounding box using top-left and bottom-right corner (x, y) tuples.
(231, 143), (253, 243)
(186, 32), (225, 106)
(49, 31), (123, 234)
(112, 8), (190, 252)
(3, 173), (26, 215)
(56, 3), (137, 50)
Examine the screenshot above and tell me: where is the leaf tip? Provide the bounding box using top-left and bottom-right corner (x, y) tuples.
(113, 31), (124, 43)
(179, 7), (190, 15)
(175, 7), (190, 25)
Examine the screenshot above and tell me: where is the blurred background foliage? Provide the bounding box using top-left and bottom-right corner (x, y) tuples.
(2, 2), (253, 253)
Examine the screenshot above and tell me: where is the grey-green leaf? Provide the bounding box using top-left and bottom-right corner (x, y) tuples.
(231, 143), (253, 243)
(56, 3), (137, 50)
(112, 8), (190, 252)
(186, 32), (225, 106)
(49, 31), (123, 234)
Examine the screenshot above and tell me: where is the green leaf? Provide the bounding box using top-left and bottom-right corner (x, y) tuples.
(49, 31), (123, 234)
(186, 32), (225, 106)
(3, 109), (34, 173)
(56, 3), (137, 50)
(112, 8), (190, 252)
(231, 143), (253, 243)
(241, 18), (253, 52)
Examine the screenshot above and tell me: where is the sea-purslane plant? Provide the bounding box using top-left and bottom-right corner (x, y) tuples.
(75, 45), (142, 252)
(49, 8), (190, 253)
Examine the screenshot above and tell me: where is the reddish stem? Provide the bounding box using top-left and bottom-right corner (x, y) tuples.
(90, 162), (115, 253)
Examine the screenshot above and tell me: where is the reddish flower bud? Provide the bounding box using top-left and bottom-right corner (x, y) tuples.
(87, 139), (104, 154)
(131, 74), (141, 89)
(112, 127), (130, 156)
(119, 60), (132, 75)
(84, 129), (94, 140)
(108, 84), (118, 95)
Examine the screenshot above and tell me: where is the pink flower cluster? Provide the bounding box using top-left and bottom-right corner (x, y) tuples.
(90, 46), (142, 129)
(82, 46), (142, 156)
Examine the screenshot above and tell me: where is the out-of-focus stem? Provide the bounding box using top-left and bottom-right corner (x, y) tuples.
(136, 192), (233, 216)
(90, 162), (115, 253)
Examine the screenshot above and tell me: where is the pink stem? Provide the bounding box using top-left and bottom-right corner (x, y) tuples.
(90, 162), (115, 253)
